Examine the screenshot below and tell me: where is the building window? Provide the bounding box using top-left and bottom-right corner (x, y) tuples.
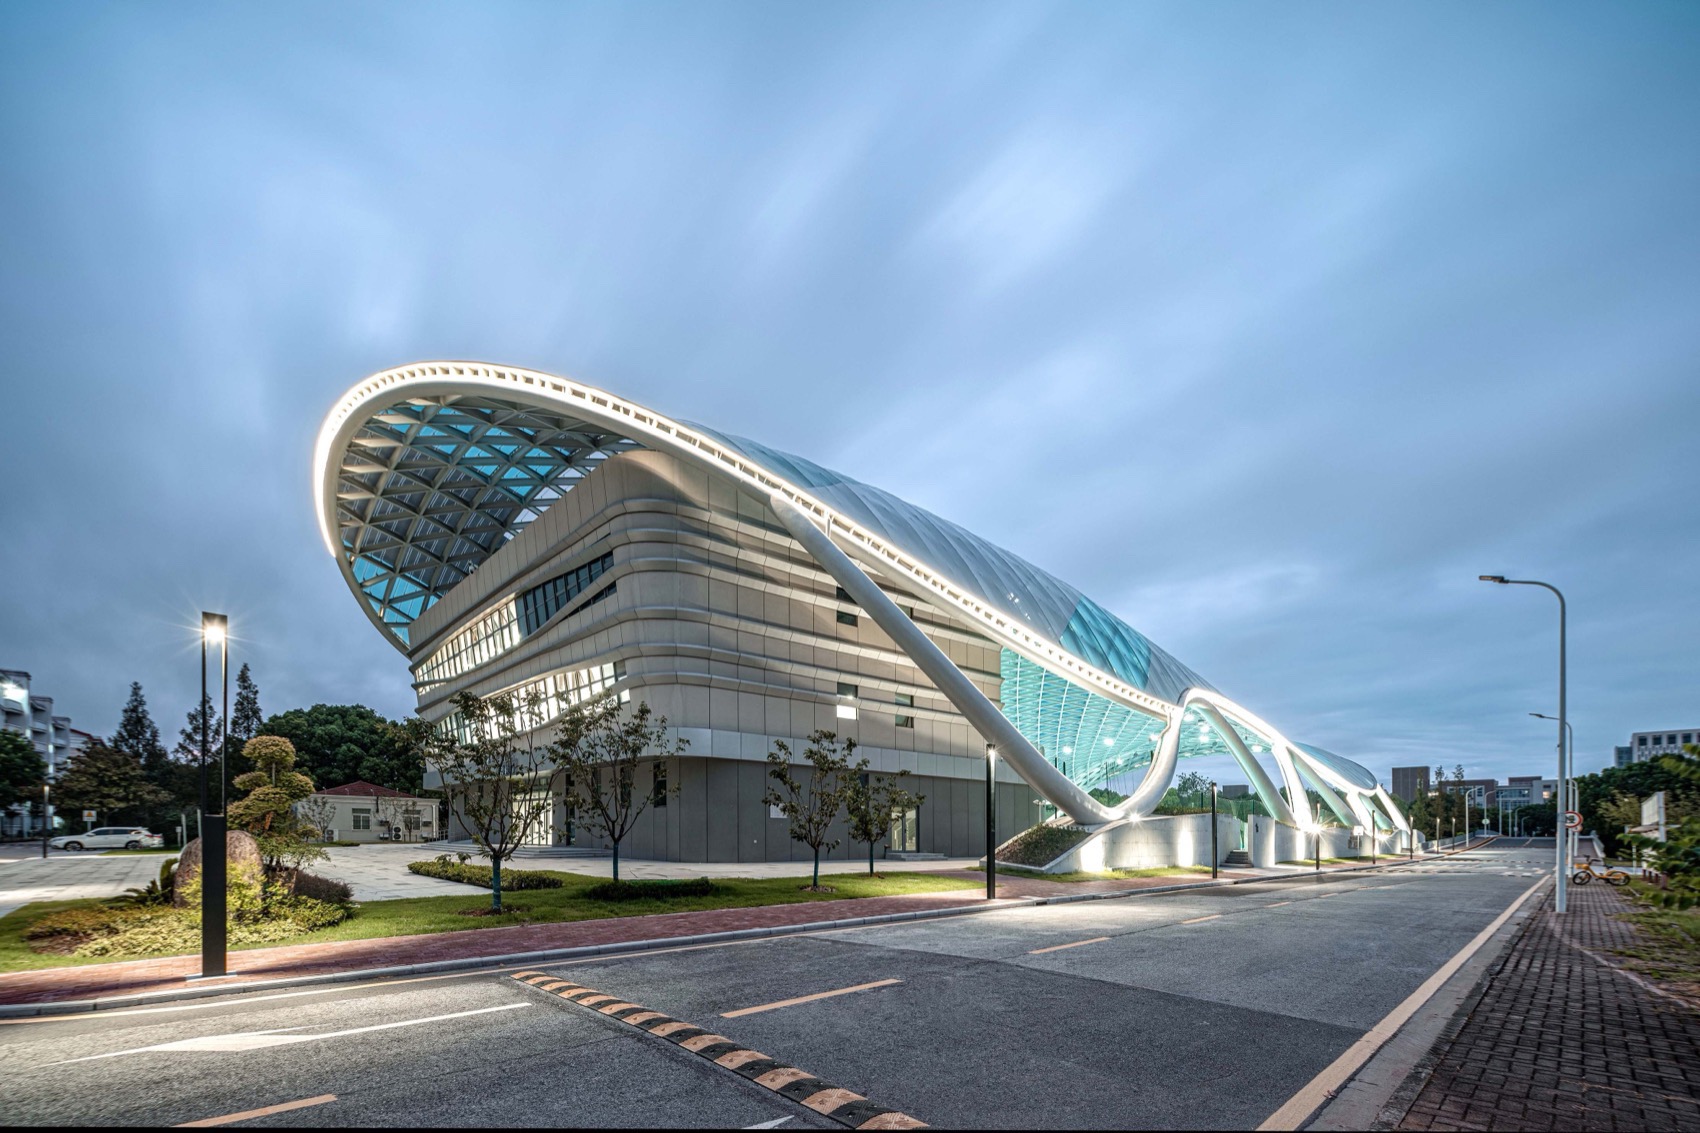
(352, 809), (372, 831)
(837, 682), (858, 698)
(1686, 734), (1694, 744)
(835, 586), (853, 602)
(895, 692), (914, 728)
(518, 552), (616, 635)
(1639, 736), (1649, 746)
(895, 715), (914, 729)
(836, 610), (858, 626)
(836, 704), (858, 720)
(1670, 735), (1680, 745)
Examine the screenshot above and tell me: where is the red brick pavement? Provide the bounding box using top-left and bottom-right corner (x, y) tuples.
(1397, 882), (1700, 1132)
(0, 890), (991, 1007)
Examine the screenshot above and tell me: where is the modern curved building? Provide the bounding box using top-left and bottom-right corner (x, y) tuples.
(315, 361), (1409, 863)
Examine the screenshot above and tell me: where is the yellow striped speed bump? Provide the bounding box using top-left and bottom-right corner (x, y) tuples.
(510, 971), (925, 1129)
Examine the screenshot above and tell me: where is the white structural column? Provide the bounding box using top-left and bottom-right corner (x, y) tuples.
(1118, 712), (1181, 817)
(768, 494), (1122, 826)
(1373, 786), (1412, 833)
(1194, 702), (1301, 827)
(1293, 758), (1359, 828)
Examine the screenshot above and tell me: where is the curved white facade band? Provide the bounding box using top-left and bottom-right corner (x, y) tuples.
(314, 361), (1397, 840)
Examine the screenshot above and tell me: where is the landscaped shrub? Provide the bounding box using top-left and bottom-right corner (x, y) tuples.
(407, 859), (564, 890)
(22, 895), (352, 959)
(582, 878), (718, 901)
(290, 871), (353, 904)
(995, 823), (1093, 867)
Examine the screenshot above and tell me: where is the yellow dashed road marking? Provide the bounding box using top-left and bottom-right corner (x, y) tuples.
(1028, 936), (1110, 955)
(723, 979), (903, 1018)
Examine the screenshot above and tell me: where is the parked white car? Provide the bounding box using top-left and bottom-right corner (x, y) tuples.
(50, 827), (164, 851)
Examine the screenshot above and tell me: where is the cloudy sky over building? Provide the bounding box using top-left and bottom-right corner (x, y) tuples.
(2, 2), (1695, 785)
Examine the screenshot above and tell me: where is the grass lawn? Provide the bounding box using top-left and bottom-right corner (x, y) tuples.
(963, 865), (1213, 883)
(0, 869), (981, 974)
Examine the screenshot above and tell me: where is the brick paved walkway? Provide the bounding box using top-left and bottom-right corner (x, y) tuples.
(0, 890), (996, 1007)
(1397, 882), (1700, 1131)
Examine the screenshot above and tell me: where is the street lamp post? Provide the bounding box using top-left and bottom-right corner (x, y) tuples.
(40, 780), (49, 859)
(985, 744), (996, 901)
(199, 612), (229, 979)
(1210, 781), (1219, 880)
(1530, 711), (1577, 873)
(1480, 575), (1567, 912)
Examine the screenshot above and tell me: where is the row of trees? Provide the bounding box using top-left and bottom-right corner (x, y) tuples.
(424, 686), (923, 909)
(1, 666), (423, 840)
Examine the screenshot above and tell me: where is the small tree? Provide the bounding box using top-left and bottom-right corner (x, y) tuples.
(1177, 770), (1211, 810)
(845, 763), (924, 876)
(0, 730), (45, 813)
(229, 735), (324, 890)
(296, 794), (336, 842)
(550, 697), (686, 882)
(415, 690), (556, 911)
(52, 739), (169, 826)
(764, 730), (855, 890)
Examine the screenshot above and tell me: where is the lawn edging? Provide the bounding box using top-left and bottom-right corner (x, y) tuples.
(0, 849), (1452, 1019)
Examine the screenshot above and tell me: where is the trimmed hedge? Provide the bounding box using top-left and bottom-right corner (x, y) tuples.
(582, 878), (718, 902)
(408, 859), (564, 890)
(995, 823), (1093, 867)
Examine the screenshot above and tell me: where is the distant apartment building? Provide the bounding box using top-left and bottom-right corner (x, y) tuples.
(1, 669), (76, 837)
(1624, 729), (1698, 765)
(1391, 766), (1431, 803)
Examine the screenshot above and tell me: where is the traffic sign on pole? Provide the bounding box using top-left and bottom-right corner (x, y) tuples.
(1564, 810), (1582, 830)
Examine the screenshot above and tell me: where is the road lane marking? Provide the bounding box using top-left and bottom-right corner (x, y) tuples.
(1265, 901), (1291, 908)
(51, 1003), (532, 1063)
(1180, 914), (1221, 925)
(174, 1094), (337, 1127)
(1027, 936), (1110, 955)
(0, 967), (520, 1026)
(511, 971), (926, 1129)
(722, 979), (903, 1018)
(1258, 874), (1549, 1131)
(745, 1119), (793, 1129)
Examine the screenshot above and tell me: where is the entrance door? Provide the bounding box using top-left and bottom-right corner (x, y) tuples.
(516, 790), (555, 846)
(890, 807), (919, 853)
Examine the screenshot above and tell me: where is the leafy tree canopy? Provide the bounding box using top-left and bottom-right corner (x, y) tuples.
(52, 739), (169, 824)
(0, 730), (46, 811)
(259, 703), (421, 794)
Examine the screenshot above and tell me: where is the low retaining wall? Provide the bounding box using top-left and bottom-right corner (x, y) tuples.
(1246, 816), (1411, 866)
(1017, 813), (1241, 873)
(1007, 814), (1422, 874)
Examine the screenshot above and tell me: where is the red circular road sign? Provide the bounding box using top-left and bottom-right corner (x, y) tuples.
(1564, 810), (1582, 830)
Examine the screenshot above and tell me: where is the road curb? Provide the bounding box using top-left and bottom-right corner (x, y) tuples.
(0, 851), (1459, 1019)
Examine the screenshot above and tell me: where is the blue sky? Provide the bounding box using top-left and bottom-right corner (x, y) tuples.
(1, 2), (1695, 787)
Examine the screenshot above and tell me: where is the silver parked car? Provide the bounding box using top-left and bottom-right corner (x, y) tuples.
(50, 827), (164, 851)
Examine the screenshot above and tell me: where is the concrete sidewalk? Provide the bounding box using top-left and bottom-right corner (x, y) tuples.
(1391, 881), (1700, 1131)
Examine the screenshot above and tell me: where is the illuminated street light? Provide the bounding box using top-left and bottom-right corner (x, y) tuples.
(1480, 575), (1569, 914)
(198, 611), (230, 979)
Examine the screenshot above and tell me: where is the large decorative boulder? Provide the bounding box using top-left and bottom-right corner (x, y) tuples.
(173, 829), (265, 907)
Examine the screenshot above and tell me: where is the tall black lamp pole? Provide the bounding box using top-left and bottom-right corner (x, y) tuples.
(985, 744), (996, 901)
(199, 612), (229, 979)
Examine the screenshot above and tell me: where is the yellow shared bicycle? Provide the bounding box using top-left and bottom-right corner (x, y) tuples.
(1570, 857), (1630, 887)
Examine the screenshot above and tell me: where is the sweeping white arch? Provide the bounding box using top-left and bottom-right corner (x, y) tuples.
(314, 361), (1378, 833)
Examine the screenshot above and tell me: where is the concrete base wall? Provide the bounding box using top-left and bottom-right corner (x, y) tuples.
(1247, 816), (1413, 865)
(1019, 813), (1242, 873)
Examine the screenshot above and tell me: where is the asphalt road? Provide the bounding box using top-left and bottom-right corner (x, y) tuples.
(0, 844), (1549, 1129)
